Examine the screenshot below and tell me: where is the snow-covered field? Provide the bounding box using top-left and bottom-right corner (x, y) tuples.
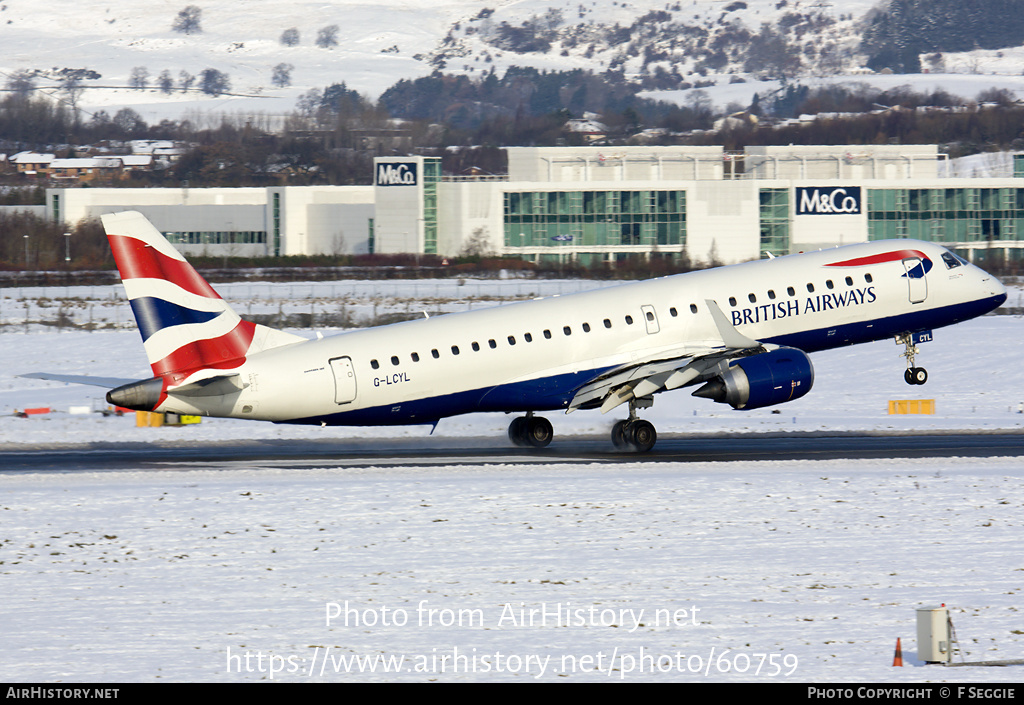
(1, 279), (1023, 682)
(2, 459), (1023, 682)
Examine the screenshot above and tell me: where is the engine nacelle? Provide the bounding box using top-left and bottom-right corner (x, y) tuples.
(692, 348), (814, 410)
(107, 376), (164, 412)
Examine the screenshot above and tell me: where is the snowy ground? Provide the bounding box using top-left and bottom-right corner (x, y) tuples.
(1, 279), (1023, 682)
(1, 459), (1023, 682)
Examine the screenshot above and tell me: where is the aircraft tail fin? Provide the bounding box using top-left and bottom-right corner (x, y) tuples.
(101, 211), (304, 381)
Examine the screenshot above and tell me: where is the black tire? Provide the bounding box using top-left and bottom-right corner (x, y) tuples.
(628, 419), (657, 453)
(525, 416), (553, 448)
(911, 367), (928, 385)
(611, 420), (629, 449)
(508, 416), (528, 446)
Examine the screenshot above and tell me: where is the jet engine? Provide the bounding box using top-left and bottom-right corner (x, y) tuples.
(107, 377), (163, 412)
(692, 348), (814, 410)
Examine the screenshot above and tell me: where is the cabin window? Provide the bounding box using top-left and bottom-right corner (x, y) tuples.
(767, 290), (776, 300)
(787, 286), (796, 296)
(431, 349), (439, 359)
(508, 335), (516, 345)
(543, 329), (552, 339)
(472, 342), (480, 352)
(625, 315), (633, 325)
(489, 339), (497, 349)
(563, 326), (572, 336)
(845, 276), (854, 286)
(370, 359), (380, 370)
(451, 345), (460, 355)
(604, 318), (612, 328)
(865, 273), (873, 283)
(645, 311), (655, 322)
(689, 304), (698, 314)
(806, 283), (815, 293)
(728, 296), (737, 306)
(669, 307), (678, 317)
(524, 332), (533, 342)
(826, 280), (834, 289)
(411, 352), (420, 362)
(582, 322), (591, 332)
(748, 293), (757, 303)
(391, 356), (400, 366)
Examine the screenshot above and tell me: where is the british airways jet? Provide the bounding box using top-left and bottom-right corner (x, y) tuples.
(26, 211), (1007, 452)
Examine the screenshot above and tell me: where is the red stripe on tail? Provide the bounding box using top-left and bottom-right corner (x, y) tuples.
(152, 320), (257, 380)
(108, 234), (222, 299)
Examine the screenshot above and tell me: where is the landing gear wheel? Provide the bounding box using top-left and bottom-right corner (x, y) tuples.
(611, 420), (629, 449)
(524, 416), (553, 448)
(508, 415), (553, 448)
(627, 419), (657, 453)
(610, 419), (657, 452)
(904, 367), (928, 385)
(897, 334), (928, 386)
(508, 416), (528, 446)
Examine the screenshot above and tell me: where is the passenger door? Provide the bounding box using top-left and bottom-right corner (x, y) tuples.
(329, 357), (357, 405)
(902, 257), (928, 304)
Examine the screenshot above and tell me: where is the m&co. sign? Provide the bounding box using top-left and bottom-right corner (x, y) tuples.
(795, 186), (862, 215)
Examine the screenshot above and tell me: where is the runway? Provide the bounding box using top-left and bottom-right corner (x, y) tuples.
(3, 431), (1023, 473)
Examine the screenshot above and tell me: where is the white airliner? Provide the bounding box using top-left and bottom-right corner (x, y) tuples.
(25, 211), (1007, 452)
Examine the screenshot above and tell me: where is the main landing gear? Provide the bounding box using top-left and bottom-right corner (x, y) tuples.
(507, 401), (659, 453)
(896, 333), (928, 385)
(508, 412), (554, 448)
(611, 396), (657, 453)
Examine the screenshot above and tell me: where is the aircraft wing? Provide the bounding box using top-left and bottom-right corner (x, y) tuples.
(18, 372), (139, 389)
(568, 299), (768, 414)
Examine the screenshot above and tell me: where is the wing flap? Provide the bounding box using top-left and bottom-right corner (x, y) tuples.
(568, 298), (770, 414)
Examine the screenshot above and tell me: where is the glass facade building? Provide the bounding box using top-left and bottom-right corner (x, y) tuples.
(867, 187), (1024, 263)
(503, 189), (687, 262)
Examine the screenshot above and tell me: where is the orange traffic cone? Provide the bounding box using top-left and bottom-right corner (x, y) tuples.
(892, 638), (904, 667)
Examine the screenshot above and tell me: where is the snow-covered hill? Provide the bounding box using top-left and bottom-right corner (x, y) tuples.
(3, 0), (1024, 125)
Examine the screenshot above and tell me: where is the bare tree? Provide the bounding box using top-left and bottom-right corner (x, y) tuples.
(59, 74), (86, 129)
(172, 5), (203, 35)
(158, 70), (175, 94)
(272, 63), (294, 88)
(199, 68), (231, 96)
(179, 70), (195, 93)
(6, 70), (36, 98)
(459, 227), (495, 258)
(316, 25), (339, 49)
(280, 28), (300, 47)
(129, 67), (149, 90)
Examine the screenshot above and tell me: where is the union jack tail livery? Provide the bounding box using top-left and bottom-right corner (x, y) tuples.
(99, 212), (304, 409)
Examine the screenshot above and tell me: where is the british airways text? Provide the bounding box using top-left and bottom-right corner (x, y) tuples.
(731, 286), (876, 326)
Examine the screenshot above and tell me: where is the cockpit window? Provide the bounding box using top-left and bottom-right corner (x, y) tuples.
(941, 251), (962, 270)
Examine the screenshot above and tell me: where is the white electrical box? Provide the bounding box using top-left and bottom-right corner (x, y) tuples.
(917, 606), (950, 663)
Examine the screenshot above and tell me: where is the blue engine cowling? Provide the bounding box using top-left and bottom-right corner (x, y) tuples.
(692, 347), (814, 410)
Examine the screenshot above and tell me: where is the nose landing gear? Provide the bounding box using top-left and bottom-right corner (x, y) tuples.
(896, 333), (928, 385)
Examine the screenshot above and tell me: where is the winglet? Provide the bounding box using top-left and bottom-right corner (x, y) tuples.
(704, 299), (761, 349)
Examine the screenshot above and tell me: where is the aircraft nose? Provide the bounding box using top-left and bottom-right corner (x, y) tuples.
(991, 274), (1007, 304)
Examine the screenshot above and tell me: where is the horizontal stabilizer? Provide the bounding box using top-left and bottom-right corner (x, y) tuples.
(18, 372), (138, 389)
